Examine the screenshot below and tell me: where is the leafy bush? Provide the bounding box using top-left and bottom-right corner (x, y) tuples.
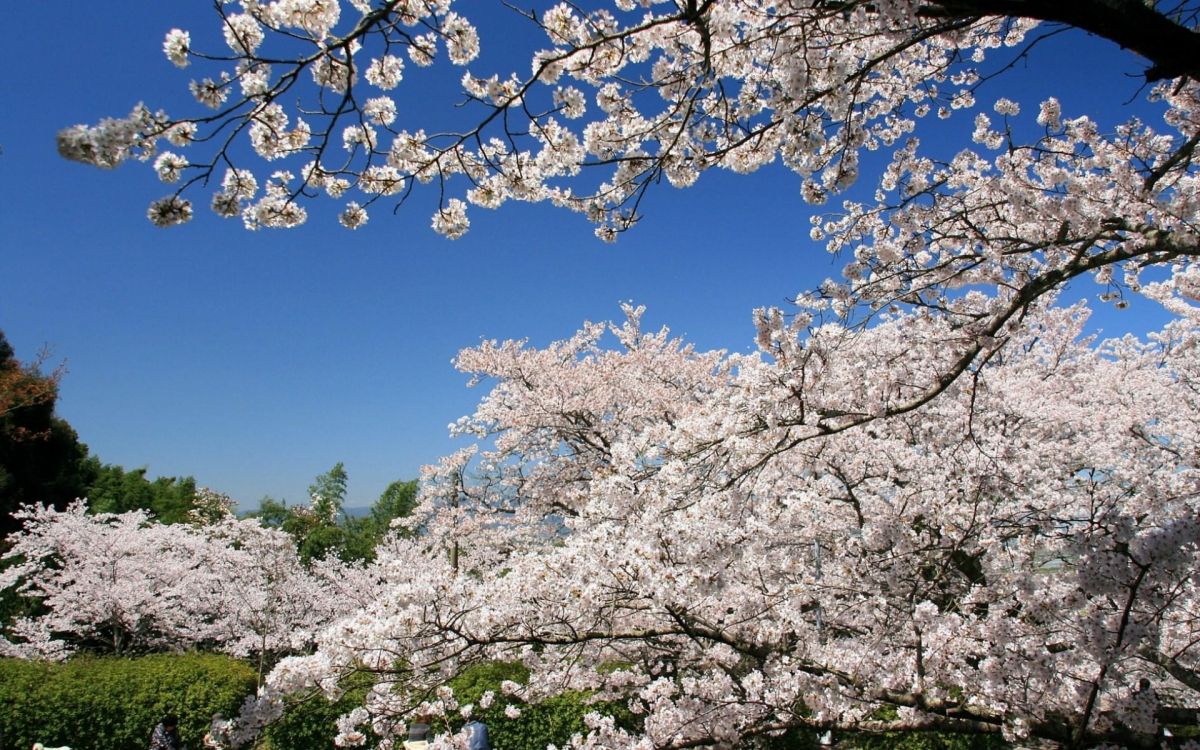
(0, 653), (255, 750)
(448, 660), (531, 707)
(841, 730), (1008, 750)
(261, 679), (373, 750)
(446, 664), (1005, 750)
(837, 706), (1008, 750)
(445, 662), (638, 750)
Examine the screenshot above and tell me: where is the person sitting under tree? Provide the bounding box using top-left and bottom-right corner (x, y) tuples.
(149, 714), (184, 750)
(203, 713), (230, 749)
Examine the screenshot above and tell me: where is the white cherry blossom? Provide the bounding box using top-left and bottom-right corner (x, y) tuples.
(50, 2), (1200, 745)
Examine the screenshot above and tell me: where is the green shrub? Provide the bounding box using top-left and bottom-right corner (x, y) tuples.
(446, 665), (1006, 750)
(448, 661), (531, 707)
(0, 653), (256, 750)
(261, 678), (373, 750)
(442, 662), (638, 750)
(837, 706), (1009, 750)
(840, 730), (1008, 750)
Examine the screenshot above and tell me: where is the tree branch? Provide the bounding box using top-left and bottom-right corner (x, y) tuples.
(922, 0), (1200, 81)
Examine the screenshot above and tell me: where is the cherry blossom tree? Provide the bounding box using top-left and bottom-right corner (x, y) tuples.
(0, 503), (220, 657)
(233, 297), (1198, 750)
(54, 2), (1200, 748)
(56, 0), (1200, 433)
(0, 501), (373, 681)
(55, 0), (1200, 249)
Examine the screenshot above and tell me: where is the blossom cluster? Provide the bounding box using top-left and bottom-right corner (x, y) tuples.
(56, 2), (1198, 328)
(223, 297), (1199, 749)
(6, 296), (1198, 747)
(47, 1), (1200, 746)
(0, 502), (379, 663)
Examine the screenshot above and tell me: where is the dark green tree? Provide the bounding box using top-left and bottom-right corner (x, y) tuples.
(248, 496), (291, 528)
(0, 331), (96, 539)
(242, 463), (354, 564)
(372, 479), (418, 532)
(84, 462), (198, 524)
(244, 473), (420, 564)
(337, 479), (419, 562)
(242, 494), (336, 563)
(287, 461), (350, 562)
(295, 522), (351, 563)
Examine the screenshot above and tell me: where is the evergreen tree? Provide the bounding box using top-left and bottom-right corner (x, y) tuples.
(0, 331), (95, 539)
(84, 462), (199, 524)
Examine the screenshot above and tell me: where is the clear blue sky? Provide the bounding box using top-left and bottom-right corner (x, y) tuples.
(0, 3), (1173, 510)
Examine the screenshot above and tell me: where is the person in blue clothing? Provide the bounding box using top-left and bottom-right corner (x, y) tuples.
(403, 717), (432, 750)
(464, 719), (491, 750)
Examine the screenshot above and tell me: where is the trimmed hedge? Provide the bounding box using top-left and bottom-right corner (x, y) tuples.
(0, 653), (1005, 750)
(261, 678), (374, 750)
(0, 653), (256, 750)
(447, 662), (638, 750)
(842, 730), (1008, 750)
(259, 661), (635, 750)
(837, 706), (1008, 750)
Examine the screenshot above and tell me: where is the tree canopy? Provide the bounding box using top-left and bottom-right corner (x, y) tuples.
(0, 331), (94, 539)
(83, 462), (199, 525)
(248, 467), (418, 562)
(55, 1), (1200, 749)
(0, 500), (375, 672)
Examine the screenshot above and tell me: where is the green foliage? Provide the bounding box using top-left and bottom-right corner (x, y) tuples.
(373, 479), (418, 532)
(447, 662), (638, 750)
(248, 495), (290, 526)
(491, 692), (606, 750)
(338, 479), (420, 562)
(0, 573), (45, 633)
(0, 330), (96, 539)
(297, 521), (351, 563)
(449, 660), (531, 705)
(244, 463), (353, 564)
(309, 461), (349, 521)
(338, 514), (381, 562)
(244, 474), (419, 564)
(84, 461), (199, 524)
(262, 677), (373, 750)
(839, 730), (1008, 750)
(0, 653), (255, 750)
(243, 493), (348, 564)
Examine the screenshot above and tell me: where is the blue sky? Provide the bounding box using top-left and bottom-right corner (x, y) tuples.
(0, 3), (1175, 510)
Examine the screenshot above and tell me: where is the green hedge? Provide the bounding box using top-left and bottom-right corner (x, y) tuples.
(445, 662), (638, 750)
(836, 705), (1008, 750)
(0, 653), (256, 750)
(261, 678), (374, 750)
(259, 661), (635, 750)
(445, 664), (1012, 750)
(841, 730), (1008, 750)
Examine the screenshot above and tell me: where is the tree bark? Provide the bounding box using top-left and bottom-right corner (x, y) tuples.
(922, 0), (1200, 81)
